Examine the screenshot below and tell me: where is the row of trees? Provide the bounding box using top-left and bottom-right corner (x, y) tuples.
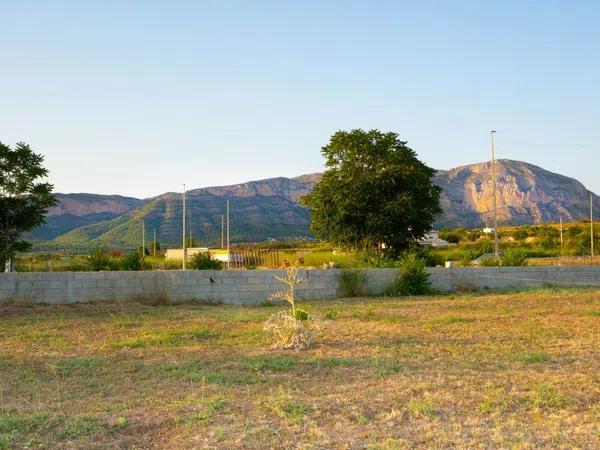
(440, 224), (600, 256)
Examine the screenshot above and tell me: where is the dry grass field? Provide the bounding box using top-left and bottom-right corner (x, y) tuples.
(1, 289), (599, 449)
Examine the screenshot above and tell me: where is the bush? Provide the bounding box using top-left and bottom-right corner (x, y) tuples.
(479, 239), (493, 254)
(88, 246), (110, 271)
(502, 248), (528, 266)
(295, 309), (309, 321)
(512, 228), (529, 241)
(338, 269), (367, 297)
(188, 251), (222, 270)
(456, 249), (479, 266)
(439, 231), (461, 244)
(479, 257), (502, 267)
(263, 311), (314, 350)
(387, 253), (430, 296)
(120, 253), (151, 271)
(466, 230), (481, 242)
(414, 247), (445, 267)
(538, 226), (560, 249)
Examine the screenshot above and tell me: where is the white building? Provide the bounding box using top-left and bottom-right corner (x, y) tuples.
(164, 247), (208, 261)
(164, 247), (233, 262)
(417, 231), (449, 248)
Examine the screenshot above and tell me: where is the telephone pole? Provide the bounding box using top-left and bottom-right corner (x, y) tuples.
(490, 130), (499, 257)
(182, 184), (187, 270)
(591, 194), (595, 261)
(153, 227), (156, 257)
(559, 216), (563, 255)
(221, 214), (224, 249)
(226, 200), (230, 267)
(141, 220), (145, 258)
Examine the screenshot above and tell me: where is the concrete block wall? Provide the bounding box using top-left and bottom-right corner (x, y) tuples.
(0, 266), (599, 305)
(448, 266), (600, 291)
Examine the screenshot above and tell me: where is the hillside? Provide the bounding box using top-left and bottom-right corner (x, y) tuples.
(434, 160), (600, 228)
(28, 193), (145, 240)
(31, 160), (599, 250)
(42, 176), (317, 250)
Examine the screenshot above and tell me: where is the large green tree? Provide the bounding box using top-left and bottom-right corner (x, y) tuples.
(0, 142), (57, 270)
(302, 129), (441, 256)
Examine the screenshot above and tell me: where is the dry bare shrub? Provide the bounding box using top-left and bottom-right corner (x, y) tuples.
(263, 311), (314, 350)
(270, 267), (304, 317)
(265, 267), (318, 350)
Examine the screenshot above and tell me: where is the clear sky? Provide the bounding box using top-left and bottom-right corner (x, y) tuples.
(1, 1), (599, 198)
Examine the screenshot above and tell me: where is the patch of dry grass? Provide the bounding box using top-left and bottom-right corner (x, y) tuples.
(1, 289), (599, 448)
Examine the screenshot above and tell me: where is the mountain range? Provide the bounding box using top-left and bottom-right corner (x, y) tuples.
(29, 160), (599, 252)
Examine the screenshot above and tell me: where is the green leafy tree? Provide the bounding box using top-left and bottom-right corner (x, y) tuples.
(0, 142), (57, 270)
(301, 129), (442, 256)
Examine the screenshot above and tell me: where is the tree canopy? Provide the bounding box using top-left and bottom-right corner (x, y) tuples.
(0, 141), (57, 270)
(301, 129), (441, 256)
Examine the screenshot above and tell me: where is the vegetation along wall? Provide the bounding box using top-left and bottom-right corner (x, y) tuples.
(1, 267), (600, 305)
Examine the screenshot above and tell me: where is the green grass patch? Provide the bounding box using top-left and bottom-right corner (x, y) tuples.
(16, 330), (70, 348)
(263, 389), (310, 424)
(164, 360), (265, 385)
(407, 398), (437, 417)
(510, 352), (550, 364)
(0, 412), (57, 448)
(180, 397), (228, 424)
(528, 384), (572, 410)
(58, 416), (103, 439)
(372, 315), (410, 324)
(310, 357), (358, 367)
(424, 315), (475, 328)
(112, 318), (141, 329)
(243, 355), (297, 372)
(112, 327), (216, 349)
(0, 413), (107, 446)
(376, 359), (401, 377)
(323, 309), (339, 320)
(55, 358), (107, 377)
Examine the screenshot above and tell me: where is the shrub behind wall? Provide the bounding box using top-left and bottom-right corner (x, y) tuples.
(338, 269), (367, 297)
(387, 253), (431, 296)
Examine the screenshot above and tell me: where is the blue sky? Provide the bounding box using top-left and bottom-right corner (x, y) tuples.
(1, 1), (599, 197)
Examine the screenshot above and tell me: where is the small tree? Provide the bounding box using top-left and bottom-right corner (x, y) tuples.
(0, 142), (57, 271)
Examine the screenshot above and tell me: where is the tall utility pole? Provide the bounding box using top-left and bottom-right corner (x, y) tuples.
(490, 130), (499, 257)
(226, 200), (230, 266)
(153, 227), (156, 257)
(221, 214), (224, 249)
(182, 184), (187, 270)
(591, 194), (595, 261)
(560, 216), (564, 254)
(141, 220), (145, 258)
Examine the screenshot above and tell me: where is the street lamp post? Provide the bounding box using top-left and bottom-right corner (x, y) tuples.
(591, 194), (595, 261)
(182, 184), (187, 270)
(490, 130), (499, 258)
